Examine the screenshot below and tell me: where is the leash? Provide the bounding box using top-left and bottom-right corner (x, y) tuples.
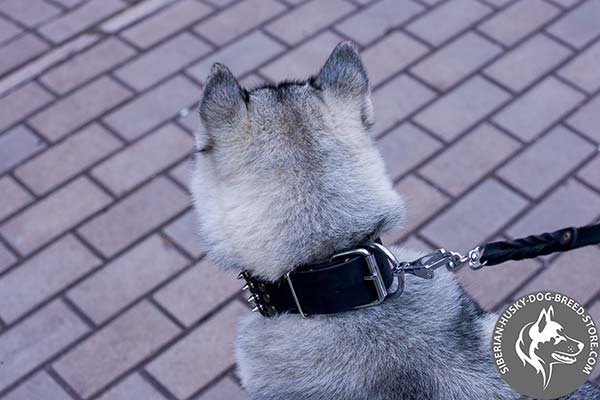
(241, 223), (600, 318)
(398, 223), (600, 278)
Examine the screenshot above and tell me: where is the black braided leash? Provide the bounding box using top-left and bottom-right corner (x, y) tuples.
(480, 223), (600, 267)
(398, 223), (600, 283)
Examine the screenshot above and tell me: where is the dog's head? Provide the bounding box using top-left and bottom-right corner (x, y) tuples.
(190, 42), (404, 280)
(515, 306), (584, 389)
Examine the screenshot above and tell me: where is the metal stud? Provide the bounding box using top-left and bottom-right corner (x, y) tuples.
(262, 293), (271, 303)
(247, 295), (258, 303)
(257, 282), (267, 292)
(252, 306), (260, 313)
(242, 283), (250, 291)
(237, 272), (245, 280)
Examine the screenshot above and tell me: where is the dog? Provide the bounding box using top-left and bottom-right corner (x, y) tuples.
(190, 41), (600, 399)
(516, 306), (584, 390)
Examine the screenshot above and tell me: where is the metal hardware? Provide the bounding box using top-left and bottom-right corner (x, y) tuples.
(286, 272), (309, 318)
(330, 247), (388, 309)
(247, 295), (258, 303)
(396, 246), (487, 280)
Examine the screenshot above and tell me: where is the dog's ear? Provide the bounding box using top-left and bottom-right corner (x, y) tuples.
(316, 41), (373, 128)
(199, 63), (246, 130)
(535, 307), (551, 333)
(316, 41), (369, 99)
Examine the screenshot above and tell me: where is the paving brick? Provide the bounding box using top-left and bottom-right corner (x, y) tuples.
(169, 159), (192, 190)
(0, 82), (53, 132)
(259, 31), (340, 82)
(493, 77), (585, 142)
(92, 124), (192, 196)
(0, 177), (112, 255)
(266, 0), (354, 45)
(78, 177), (189, 257)
(154, 258), (240, 326)
(0, 300), (89, 393)
(578, 155), (600, 191)
(67, 234), (188, 324)
(547, 0), (600, 48)
(147, 301), (246, 400)
(0, 17), (21, 44)
(406, 0), (491, 46)
(31, 77), (132, 142)
(163, 209), (205, 258)
(96, 373), (166, 400)
(559, 39), (600, 94)
(362, 31), (428, 87)
(54, 302), (180, 399)
(414, 76), (510, 141)
(567, 94), (600, 143)
(507, 179), (600, 238)
(121, 0), (213, 49)
(0, 34), (49, 76)
(480, 0), (511, 6)
(197, 378), (248, 400)
(549, 0), (582, 8)
(197, 0), (286, 46)
(0, 241), (17, 274)
(41, 37), (136, 95)
(0, 235), (100, 323)
(478, 0), (560, 46)
(498, 126), (594, 198)
(1, 0), (61, 27)
(411, 32), (501, 91)
(190, 31), (284, 83)
(457, 257), (542, 311)
(38, 0), (126, 43)
(115, 33), (211, 92)
(2, 371), (70, 400)
(100, 0), (173, 33)
(52, 0), (85, 7)
(515, 246), (600, 305)
(16, 124), (122, 195)
(381, 174), (450, 244)
(484, 34), (571, 92)
(0, 125), (46, 175)
(372, 75), (435, 137)
(421, 179), (528, 253)
(103, 75), (200, 141)
(421, 123), (520, 196)
(205, 0), (238, 7)
(0, 34), (100, 96)
(377, 123), (441, 181)
(336, 0), (423, 46)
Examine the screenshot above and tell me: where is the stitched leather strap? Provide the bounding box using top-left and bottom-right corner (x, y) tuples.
(242, 244), (395, 317)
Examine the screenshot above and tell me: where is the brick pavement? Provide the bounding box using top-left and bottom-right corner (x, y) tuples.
(1, 0), (600, 398)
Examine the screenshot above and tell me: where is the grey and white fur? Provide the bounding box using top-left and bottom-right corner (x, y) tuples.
(190, 41), (600, 399)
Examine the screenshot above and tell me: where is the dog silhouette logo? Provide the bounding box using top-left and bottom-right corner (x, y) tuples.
(492, 292), (598, 399)
(515, 306), (584, 390)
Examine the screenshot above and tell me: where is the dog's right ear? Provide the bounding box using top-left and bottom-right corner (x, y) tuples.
(316, 41), (369, 99)
(199, 63), (247, 130)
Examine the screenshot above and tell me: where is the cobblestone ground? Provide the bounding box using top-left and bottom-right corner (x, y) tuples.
(1, 0), (600, 398)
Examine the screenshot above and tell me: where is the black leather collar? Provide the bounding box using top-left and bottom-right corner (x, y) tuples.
(239, 240), (399, 317)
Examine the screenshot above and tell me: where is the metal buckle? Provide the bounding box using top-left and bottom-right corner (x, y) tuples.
(285, 272), (309, 318)
(330, 247), (389, 310)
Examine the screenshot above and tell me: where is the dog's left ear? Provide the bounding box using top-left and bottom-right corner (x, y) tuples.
(535, 307), (553, 333)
